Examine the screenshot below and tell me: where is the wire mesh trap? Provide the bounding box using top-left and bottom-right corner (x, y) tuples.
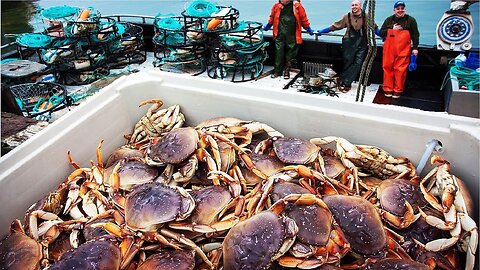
(206, 21), (268, 82)
(182, 2), (239, 33)
(9, 82), (69, 118)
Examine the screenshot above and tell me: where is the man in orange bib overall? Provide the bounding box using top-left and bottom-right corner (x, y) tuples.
(379, 1), (419, 98)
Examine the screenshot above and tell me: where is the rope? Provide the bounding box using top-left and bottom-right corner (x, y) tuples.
(41, 5), (80, 20)
(450, 66), (480, 91)
(355, 0), (377, 102)
(16, 33), (53, 48)
(155, 17), (183, 31)
(184, 0), (219, 17)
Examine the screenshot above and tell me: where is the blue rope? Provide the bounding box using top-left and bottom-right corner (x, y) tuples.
(450, 66), (479, 91)
(155, 17), (182, 31)
(16, 33), (53, 48)
(184, 0), (219, 17)
(41, 5), (80, 19)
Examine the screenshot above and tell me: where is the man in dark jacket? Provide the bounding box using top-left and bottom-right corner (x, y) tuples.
(317, 0), (377, 92)
(264, 0), (314, 79)
(379, 0), (419, 98)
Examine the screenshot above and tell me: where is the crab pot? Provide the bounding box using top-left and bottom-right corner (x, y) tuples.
(15, 33), (55, 63)
(105, 23), (146, 69)
(153, 16), (207, 68)
(40, 37), (80, 65)
(181, 6), (240, 34)
(206, 23), (268, 82)
(0, 71), (479, 265)
(56, 66), (110, 86)
(40, 5), (82, 38)
(63, 9), (101, 40)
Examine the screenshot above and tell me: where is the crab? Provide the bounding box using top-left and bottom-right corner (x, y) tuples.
(375, 178), (427, 229)
(195, 116), (283, 148)
(137, 249), (195, 270)
(0, 220), (44, 269)
(271, 194), (351, 269)
(168, 185), (242, 234)
(310, 137), (415, 193)
(419, 155), (478, 270)
(256, 137), (325, 174)
(367, 258), (430, 270)
(222, 208), (298, 270)
(104, 157), (158, 191)
(105, 145), (144, 168)
(145, 127), (218, 183)
(237, 153), (284, 187)
(97, 182), (214, 268)
(47, 236), (121, 270)
(128, 99), (185, 144)
(322, 194), (388, 259)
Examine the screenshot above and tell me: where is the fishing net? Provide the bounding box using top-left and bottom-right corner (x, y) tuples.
(9, 82), (68, 118)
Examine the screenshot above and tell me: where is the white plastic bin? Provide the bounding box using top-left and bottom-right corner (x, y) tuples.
(0, 70), (479, 238)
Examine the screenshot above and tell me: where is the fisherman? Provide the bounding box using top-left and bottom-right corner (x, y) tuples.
(263, 0), (314, 79)
(317, 0), (378, 92)
(379, 0), (419, 98)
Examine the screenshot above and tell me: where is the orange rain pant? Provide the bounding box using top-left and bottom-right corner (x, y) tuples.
(382, 29), (412, 93)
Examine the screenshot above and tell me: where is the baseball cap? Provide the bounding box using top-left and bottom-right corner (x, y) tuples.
(394, 1), (406, 8)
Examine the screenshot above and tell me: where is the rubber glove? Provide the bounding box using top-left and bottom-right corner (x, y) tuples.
(316, 27), (330, 36)
(305, 26), (314, 36)
(408, 54), (417, 72)
(263, 23), (272, 31)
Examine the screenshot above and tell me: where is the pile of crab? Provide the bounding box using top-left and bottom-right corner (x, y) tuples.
(0, 99), (477, 270)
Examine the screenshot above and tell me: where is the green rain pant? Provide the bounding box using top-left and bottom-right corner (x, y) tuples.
(341, 33), (367, 87)
(274, 34), (298, 75)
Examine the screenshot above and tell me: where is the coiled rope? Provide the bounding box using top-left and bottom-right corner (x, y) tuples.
(41, 5), (80, 20)
(355, 0), (377, 102)
(450, 65), (480, 91)
(184, 0), (219, 17)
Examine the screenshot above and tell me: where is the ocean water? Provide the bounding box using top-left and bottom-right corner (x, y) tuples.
(1, 0), (479, 48)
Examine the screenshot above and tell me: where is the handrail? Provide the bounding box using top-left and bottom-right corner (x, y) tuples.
(103, 14), (156, 24)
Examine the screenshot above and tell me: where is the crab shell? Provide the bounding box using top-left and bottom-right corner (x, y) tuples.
(270, 180), (311, 203)
(223, 210), (298, 270)
(377, 179), (427, 217)
(104, 158), (158, 190)
(323, 194), (387, 258)
(190, 185), (232, 225)
(137, 249), (195, 270)
(125, 182), (195, 231)
(323, 154), (347, 179)
(146, 127), (198, 165)
(242, 153), (285, 186)
(48, 237), (121, 270)
(0, 232), (42, 270)
(368, 258), (430, 270)
(105, 146), (144, 168)
(273, 137), (319, 164)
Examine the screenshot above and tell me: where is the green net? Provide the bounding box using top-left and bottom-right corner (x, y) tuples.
(41, 5), (80, 20)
